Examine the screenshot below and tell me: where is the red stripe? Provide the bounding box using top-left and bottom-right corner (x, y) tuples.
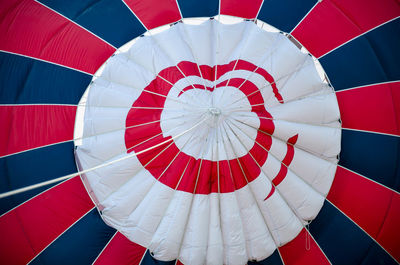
(327, 166), (400, 262)
(93, 232), (146, 265)
(337, 82), (400, 136)
(123, 0), (181, 29)
(0, 0), (115, 74)
(292, 0), (400, 58)
(279, 228), (330, 265)
(0, 105), (76, 156)
(220, 0), (263, 19)
(271, 134), (298, 187)
(0, 177), (94, 265)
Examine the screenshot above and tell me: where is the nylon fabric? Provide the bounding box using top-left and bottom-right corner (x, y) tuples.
(76, 20), (340, 264)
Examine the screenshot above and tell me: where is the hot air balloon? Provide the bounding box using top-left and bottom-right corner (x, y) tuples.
(0, 0), (399, 265)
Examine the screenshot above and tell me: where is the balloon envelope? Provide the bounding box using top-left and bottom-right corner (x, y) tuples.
(0, 0), (399, 265)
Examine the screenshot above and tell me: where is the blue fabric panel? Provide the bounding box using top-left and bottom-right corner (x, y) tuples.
(177, 0), (218, 18)
(340, 129), (400, 192)
(309, 201), (397, 265)
(0, 52), (91, 104)
(0, 142), (77, 215)
(360, 243), (399, 265)
(248, 249), (283, 265)
(257, 0), (317, 33)
(37, 0), (146, 48)
(320, 18), (400, 91)
(141, 250), (176, 265)
(29, 209), (116, 265)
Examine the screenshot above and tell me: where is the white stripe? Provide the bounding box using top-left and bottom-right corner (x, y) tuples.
(91, 231), (118, 265)
(26, 206), (96, 265)
(318, 16), (400, 59)
(34, 0), (117, 49)
(326, 200), (399, 263)
(338, 165), (400, 196)
(0, 50), (93, 76)
(139, 249), (148, 265)
(0, 140), (73, 159)
(342, 127), (399, 138)
(336, 80), (400, 93)
(121, 0), (148, 31)
(175, 0), (183, 19)
(289, 1), (320, 34)
(255, 0), (265, 20)
(276, 248), (286, 265)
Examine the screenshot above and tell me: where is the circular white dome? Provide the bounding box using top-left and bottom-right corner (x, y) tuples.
(75, 19), (341, 265)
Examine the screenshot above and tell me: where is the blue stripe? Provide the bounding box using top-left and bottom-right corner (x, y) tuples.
(248, 249), (283, 265)
(177, 0), (218, 18)
(29, 209), (115, 265)
(37, 0), (146, 48)
(340, 129), (400, 192)
(141, 250), (175, 265)
(320, 18), (400, 91)
(0, 142), (77, 215)
(258, 0), (317, 33)
(309, 201), (397, 265)
(0, 52), (91, 104)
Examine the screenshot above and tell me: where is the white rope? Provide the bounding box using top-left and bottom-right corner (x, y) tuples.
(0, 116), (209, 199)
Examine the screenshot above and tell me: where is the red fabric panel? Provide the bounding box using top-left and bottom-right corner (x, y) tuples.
(327, 166), (392, 238)
(94, 232), (146, 265)
(220, 0), (263, 19)
(279, 228), (330, 265)
(123, 0), (181, 29)
(377, 193), (400, 263)
(0, 177), (94, 265)
(0, 0), (115, 74)
(327, 166), (400, 262)
(336, 82), (400, 136)
(0, 105), (76, 156)
(292, 0), (400, 58)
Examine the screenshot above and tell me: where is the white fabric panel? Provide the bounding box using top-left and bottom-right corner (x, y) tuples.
(265, 60), (323, 108)
(101, 53), (155, 88)
(120, 182), (174, 246)
(219, 193), (248, 265)
(100, 168), (155, 220)
(261, 152), (282, 180)
(86, 78), (141, 108)
(82, 107), (129, 138)
(126, 37), (175, 74)
(206, 193), (224, 265)
(277, 170), (325, 221)
(239, 29), (281, 67)
(290, 148), (337, 196)
(260, 35), (308, 82)
(214, 21), (251, 65)
(249, 173), (303, 246)
(79, 130), (126, 161)
(269, 92), (341, 125)
(149, 191), (193, 261)
(179, 195), (211, 265)
(235, 186), (276, 261)
(266, 137), (286, 162)
(177, 20), (215, 66)
(150, 24), (196, 67)
(273, 120), (341, 158)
